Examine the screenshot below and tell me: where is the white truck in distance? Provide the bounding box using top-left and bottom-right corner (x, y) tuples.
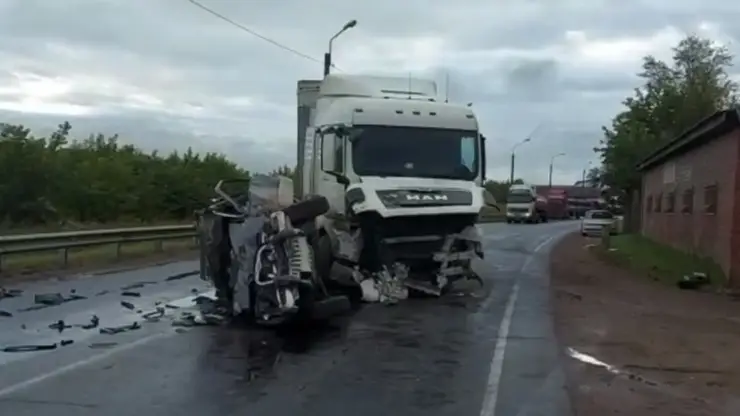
(506, 183), (548, 223)
(296, 74), (488, 297)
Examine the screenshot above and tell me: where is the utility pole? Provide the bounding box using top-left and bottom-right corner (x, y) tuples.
(549, 152), (565, 187)
(324, 20), (357, 76)
(509, 124), (543, 183)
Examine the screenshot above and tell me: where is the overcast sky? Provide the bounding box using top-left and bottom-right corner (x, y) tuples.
(1, 0), (738, 184)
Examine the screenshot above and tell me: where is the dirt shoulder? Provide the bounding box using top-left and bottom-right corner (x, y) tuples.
(550, 232), (740, 416)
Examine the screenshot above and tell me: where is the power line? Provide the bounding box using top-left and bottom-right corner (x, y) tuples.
(186, 0), (325, 66)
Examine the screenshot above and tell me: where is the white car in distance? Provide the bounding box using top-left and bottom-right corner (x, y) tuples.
(580, 210), (616, 236)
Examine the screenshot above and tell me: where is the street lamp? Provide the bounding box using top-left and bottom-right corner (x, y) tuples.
(548, 152), (566, 187)
(509, 138), (531, 183)
(324, 19), (357, 76)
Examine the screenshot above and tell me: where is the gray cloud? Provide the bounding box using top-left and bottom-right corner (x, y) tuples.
(1, 0), (739, 184)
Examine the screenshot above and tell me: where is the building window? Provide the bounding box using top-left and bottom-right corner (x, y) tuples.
(655, 192), (662, 212)
(665, 191), (675, 213)
(682, 188), (694, 214)
(646, 195), (653, 213)
(704, 184), (718, 214)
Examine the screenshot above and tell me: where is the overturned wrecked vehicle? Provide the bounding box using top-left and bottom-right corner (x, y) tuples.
(197, 175), (351, 326)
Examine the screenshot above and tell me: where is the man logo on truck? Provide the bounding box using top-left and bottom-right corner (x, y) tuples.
(406, 193), (448, 201)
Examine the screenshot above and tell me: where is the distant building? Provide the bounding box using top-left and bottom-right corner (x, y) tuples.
(637, 108), (740, 288)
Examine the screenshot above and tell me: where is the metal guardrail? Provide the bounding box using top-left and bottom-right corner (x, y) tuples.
(0, 213), (507, 272)
(0, 224), (198, 272)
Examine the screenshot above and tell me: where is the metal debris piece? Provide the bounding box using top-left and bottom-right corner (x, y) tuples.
(171, 310), (222, 327)
(100, 322), (141, 335)
(0, 287), (22, 300)
(164, 304), (180, 309)
(121, 281), (157, 290)
(121, 291), (141, 297)
(0, 310), (12, 317)
(66, 294), (87, 302)
(89, 342), (118, 349)
(49, 320), (72, 333)
(34, 293), (65, 306)
(141, 307), (165, 322)
(3, 343), (58, 352)
(95, 290), (110, 296)
(165, 271), (199, 281)
(79, 315), (100, 330)
(120, 301), (135, 310)
(60, 339), (74, 346)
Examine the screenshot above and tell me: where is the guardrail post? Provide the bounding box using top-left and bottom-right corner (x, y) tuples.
(154, 240), (163, 252)
(0, 254), (3, 272)
(62, 247), (69, 268)
(115, 242), (122, 259)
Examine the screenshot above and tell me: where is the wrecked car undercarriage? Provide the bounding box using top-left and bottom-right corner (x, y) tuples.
(197, 175), (485, 326)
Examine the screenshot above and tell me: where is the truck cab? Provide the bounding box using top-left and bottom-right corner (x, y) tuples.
(295, 74), (487, 295)
(506, 184), (547, 223)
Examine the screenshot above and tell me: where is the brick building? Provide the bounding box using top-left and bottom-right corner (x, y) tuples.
(637, 108), (740, 288)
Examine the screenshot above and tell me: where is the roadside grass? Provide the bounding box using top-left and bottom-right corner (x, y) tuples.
(599, 233), (726, 288)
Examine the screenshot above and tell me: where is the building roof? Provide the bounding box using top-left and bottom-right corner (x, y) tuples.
(636, 108), (740, 172)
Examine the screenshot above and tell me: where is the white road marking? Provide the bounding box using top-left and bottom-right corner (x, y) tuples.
(0, 332), (171, 398)
(479, 282), (519, 416)
(479, 231), (563, 416)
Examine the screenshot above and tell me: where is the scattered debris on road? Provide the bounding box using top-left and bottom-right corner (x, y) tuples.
(121, 281), (157, 291)
(48, 319), (72, 333)
(78, 315), (100, 330)
(34, 293), (65, 306)
(121, 291), (141, 297)
(0, 310), (12, 317)
(60, 339), (74, 346)
(165, 271), (199, 282)
(0, 287), (22, 300)
(100, 322), (141, 335)
(3, 343), (58, 352)
(141, 307), (165, 322)
(120, 300), (135, 310)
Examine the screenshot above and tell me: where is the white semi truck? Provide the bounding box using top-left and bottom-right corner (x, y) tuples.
(295, 74), (489, 298)
(506, 183), (548, 223)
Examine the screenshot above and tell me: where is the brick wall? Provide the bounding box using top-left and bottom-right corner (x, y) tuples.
(641, 129), (740, 286)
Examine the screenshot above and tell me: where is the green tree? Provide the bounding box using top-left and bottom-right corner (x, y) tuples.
(596, 35), (737, 229)
(0, 122), (249, 228)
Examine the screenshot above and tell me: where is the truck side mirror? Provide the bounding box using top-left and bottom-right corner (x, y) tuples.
(326, 171), (350, 186)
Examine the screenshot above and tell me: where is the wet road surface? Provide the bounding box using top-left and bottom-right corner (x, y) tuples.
(0, 221), (577, 416)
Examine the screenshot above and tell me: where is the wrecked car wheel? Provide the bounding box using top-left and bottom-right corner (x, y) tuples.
(283, 196), (330, 225)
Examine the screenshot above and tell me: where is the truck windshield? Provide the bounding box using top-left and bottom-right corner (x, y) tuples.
(507, 192), (533, 204)
(350, 125), (479, 180)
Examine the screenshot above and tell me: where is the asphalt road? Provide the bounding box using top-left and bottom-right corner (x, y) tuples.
(0, 220), (577, 416)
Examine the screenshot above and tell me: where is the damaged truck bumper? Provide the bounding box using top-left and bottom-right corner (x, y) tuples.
(330, 224), (485, 302)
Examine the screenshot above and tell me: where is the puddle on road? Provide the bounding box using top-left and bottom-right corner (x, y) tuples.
(202, 320), (347, 383)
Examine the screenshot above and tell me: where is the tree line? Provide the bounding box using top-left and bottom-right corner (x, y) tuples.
(0, 121), (250, 227)
(595, 35), (738, 228)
